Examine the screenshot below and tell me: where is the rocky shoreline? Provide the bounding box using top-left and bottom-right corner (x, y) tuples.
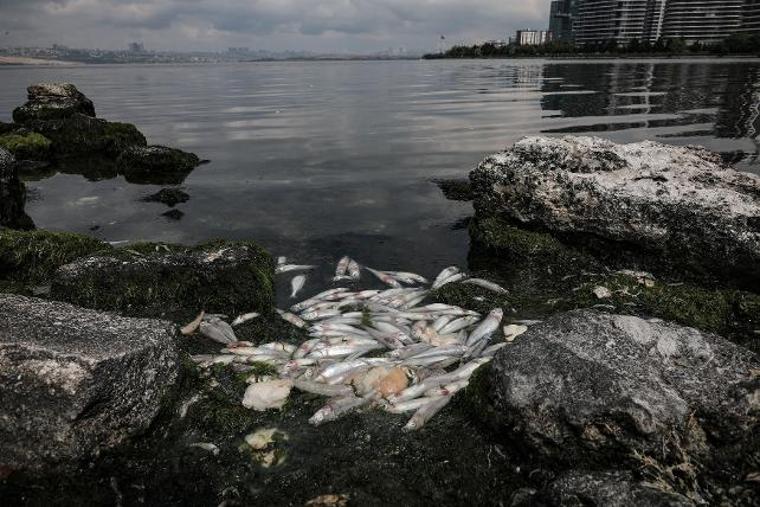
(1, 86), (758, 505)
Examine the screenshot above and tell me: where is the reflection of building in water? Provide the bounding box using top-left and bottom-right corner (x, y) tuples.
(571, 0), (760, 45)
(539, 62), (760, 140)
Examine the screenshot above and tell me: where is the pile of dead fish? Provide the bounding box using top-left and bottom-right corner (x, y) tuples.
(187, 256), (531, 431)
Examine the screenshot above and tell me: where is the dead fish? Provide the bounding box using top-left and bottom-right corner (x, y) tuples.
(481, 342), (507, 357)
(232, 312), (260, 327)
(333, 256), (351, 280)
(386, 397), (439, 413)
(188, 442), (220, 456)
(181, 310), (205, 336)
(291, 275), (307, 298)
(384, 271), (429, 285)
(199, 320), (237, 345)
(404, 395), (452, 431)
(276, 264), (316, 274)
(309, 395), (369, 426)
(466, 308), (503, 346)
(432, 266), (460, 289)
(277, 309), (307, 328)
(293, 379), (354, 397)
(365, 267), (402, 288)
(439, 315), (480, 335)
(503, 324), (528, 342)
(277, 256), (287, 266)
(462, 278), (508, 294)
(348, 259), (361, 280)
(435, 272), (467, 289)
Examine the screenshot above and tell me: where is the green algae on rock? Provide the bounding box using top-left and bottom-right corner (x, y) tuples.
(0, 229), (111, 284)
(0, 132), (52, 161)
(50, 240), (275, 321)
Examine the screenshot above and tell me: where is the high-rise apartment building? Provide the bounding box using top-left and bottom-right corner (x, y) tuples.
(515, 30), (553, 45)
(661, 0), (743, 43)
(573, 0), (667, 45)
(569, 0), (759, 45)
(549, 0), (577, 41)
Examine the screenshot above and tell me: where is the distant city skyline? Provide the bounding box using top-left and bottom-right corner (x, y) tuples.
(0, 0), (551, 54)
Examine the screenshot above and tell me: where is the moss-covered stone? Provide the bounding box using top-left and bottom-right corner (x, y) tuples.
(0, 229), (111, 283)
(50, 239), (275, 321)
(0, 132), (52, 161)
(26, 114), (147, 159)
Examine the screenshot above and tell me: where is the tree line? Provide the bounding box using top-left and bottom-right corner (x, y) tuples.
(424, 33), (760, 59)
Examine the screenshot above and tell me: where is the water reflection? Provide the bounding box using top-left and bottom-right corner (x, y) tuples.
(0, 59), (757, 269)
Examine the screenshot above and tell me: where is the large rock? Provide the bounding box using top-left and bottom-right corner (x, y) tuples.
(482, 310), (759, 472)
(0, 294), (178, 471)
(0, 147), (33, 230)
(27, 113), (146, 159)
(12, 83), (96, 123)
(537, 470), (694, 506)
(470, 136), (760, 287)
(50, 241), (274, 320)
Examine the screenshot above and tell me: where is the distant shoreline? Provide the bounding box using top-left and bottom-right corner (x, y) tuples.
(0, 56), (76, 66)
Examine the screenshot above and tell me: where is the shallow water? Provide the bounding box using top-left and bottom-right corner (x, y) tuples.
(1, 58), (759, 278)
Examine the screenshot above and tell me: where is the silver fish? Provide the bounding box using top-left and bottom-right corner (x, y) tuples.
(404, 395), (452, 431)
(432, 266), (460, 289)
(232, 312), (260, 327)
(277, 309), (307, 328)
(466, 308), (504, 346)
(199, 320), (236, 345)
(348, 259), (361, 280)
(293, 379), (354, 398)
(277, 256), (287, 266)
(462, 278), (508, 294)
(291, 275), (306, 298)
(333, 256), (351, 280)
(366, 267), (403, 288)
(309, 395), (370, 426)
(276, 264), (316, 274)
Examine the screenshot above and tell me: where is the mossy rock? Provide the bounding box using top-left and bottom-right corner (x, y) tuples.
(117, 145), (200, 185)
(0, 132), (52, 161)
(26, 114), (146, 158)
(50, 240), (275, 321)
(0, 229), (111, 284)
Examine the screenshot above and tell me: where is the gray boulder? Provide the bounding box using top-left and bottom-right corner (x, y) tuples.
(0, 147), (33, 230)
(539, 470), (694, 507)
(470, 136), (760, 287)
(0, 294), (178, 471)
(484, 310), (759, 471)
(13, 83), (96, 123)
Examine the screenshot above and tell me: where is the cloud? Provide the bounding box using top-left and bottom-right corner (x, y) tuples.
(0, 0), (551, 52)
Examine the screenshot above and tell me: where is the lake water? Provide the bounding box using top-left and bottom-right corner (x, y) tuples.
(1, 58), (759, 279)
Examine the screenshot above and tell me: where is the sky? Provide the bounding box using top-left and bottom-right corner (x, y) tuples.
(0, 0), (550, 53)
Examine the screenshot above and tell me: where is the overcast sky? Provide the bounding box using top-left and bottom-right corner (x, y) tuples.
(0, 0), (550, 53)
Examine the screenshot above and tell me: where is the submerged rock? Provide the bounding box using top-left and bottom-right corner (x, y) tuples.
(0, 147), (34, 230)
(12, 83), (96, 124)
(433, 178), (473, 201)
(470, 136), (760, 288)
(118, 146), (200, 185)
(50, 241), (275, 320)
(142, 188), (190, 207)
(0, 294), (177, 471)
(482, 310), (759, 477)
